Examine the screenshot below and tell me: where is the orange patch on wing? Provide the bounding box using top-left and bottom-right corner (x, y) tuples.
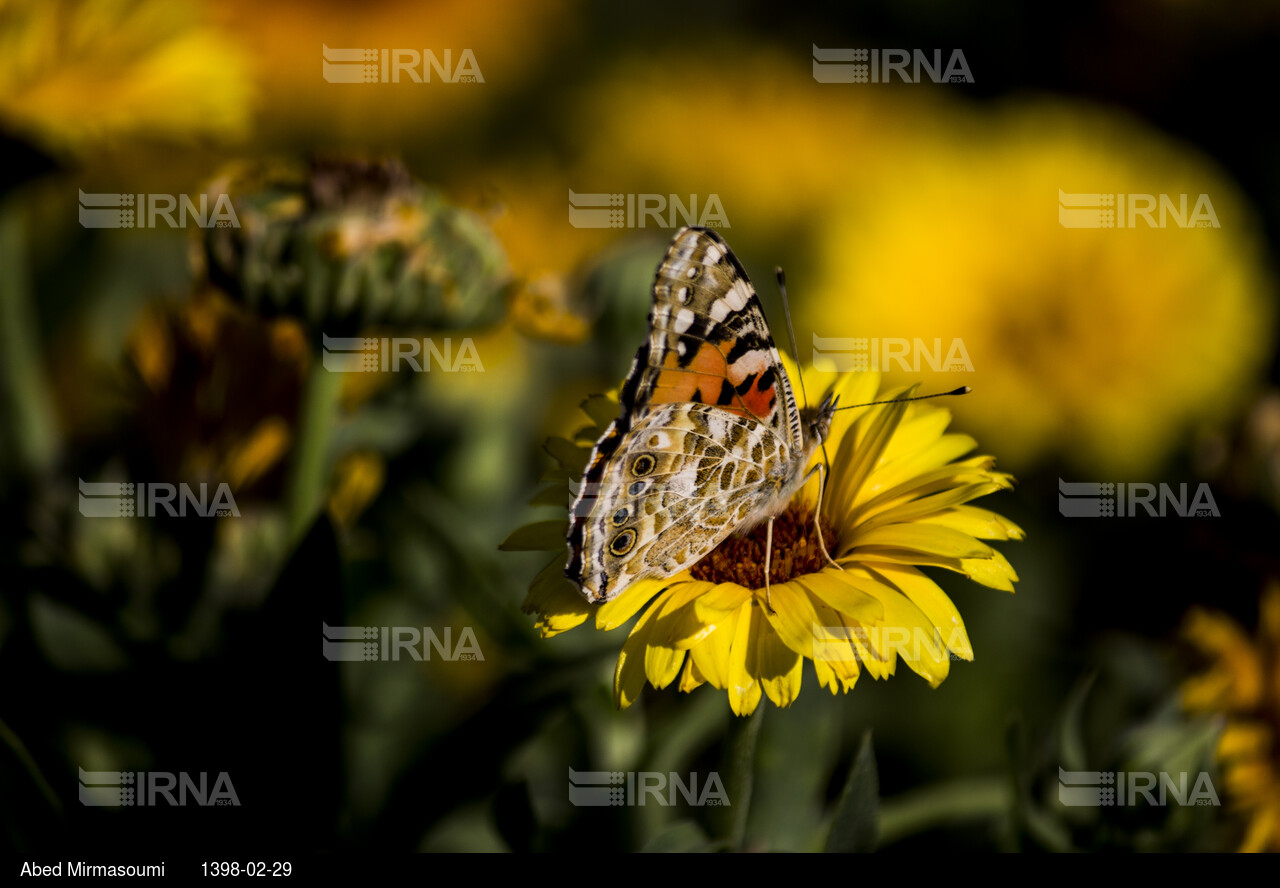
(740, 382), (776, 421)
(651, 341), (753, 418)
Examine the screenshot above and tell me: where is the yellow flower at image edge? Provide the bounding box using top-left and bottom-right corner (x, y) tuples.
(0, 0), (253, 155)
(1181, 583), (1280, 852)
(511, 359), (1023, 716)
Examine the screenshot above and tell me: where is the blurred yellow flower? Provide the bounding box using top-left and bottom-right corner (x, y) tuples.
(211, 0), (573, 145)
(1182, 582), (1280, 852)
(223, 417), (291, 490)
(328, 450), (386, 528)
(569, 47), (919, 234)
(800, 101), (1276, 476)
(466, 47), (924, 346)
(512, 357), (1022, 715)
(0, 0), (253, 155)
(115, 291), (306, 495)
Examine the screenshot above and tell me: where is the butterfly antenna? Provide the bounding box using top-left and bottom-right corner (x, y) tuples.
(834, 386), (972, 411)
(777, 267), (834, 471)
(775, 268), (809, 409)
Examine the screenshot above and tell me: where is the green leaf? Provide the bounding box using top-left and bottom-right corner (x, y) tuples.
(499, 520), (566, 551)
(528, 484), (569, 508)
(1060, 671), (1097, 772)
(544, 437), (589, 475)
(878, 777), (1010, 847)
(582, 394), (619, 429)
(1122, 709), (1224, 777)
(1006, 715), (1072, 853)
(825, 730), (879, 852)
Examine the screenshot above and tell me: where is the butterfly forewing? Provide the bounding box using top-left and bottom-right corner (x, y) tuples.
(566, 227), (808, 603)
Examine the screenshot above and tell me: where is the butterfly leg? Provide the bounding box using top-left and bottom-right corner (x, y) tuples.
(805, 463), (844, 572)
(763, 515), (776, 615)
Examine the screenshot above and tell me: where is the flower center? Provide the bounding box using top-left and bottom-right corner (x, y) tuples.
(689, 502), (840, 590)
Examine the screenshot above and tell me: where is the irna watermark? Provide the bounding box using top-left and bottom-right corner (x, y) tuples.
(1058, 190), (1219, 229)
(568, 190), (729, 229)
(812, 46), (973, 84)
(1058, 479), (1220, 518)
(321, 45), (483, 83)
(568, 769), (729, 807)
(321, 623), (484, 662)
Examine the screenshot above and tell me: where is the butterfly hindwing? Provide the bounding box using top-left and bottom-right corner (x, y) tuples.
(575, 403), (788, 603)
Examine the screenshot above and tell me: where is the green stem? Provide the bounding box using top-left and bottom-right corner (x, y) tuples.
(877, 776), (1010, 846)
(713, 704), (763, 851)
(0, 197), (58, 477)
(286, 359), (343, 543)
(0, 716), (62, 817)
(636, 690), (729, 844)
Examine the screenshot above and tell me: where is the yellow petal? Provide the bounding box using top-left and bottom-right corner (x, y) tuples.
(857, 458), (1002, 520)
(857, 481), (1007, 532)
(1239, 804), (1280, 853)
(645, 642), (686, 691)
(521, 556), (591, 637)
(888, 407), (954, 460)
(641, 587), (704, 689)
(796, 570), (884, 625)
(868, 564), (973, 661)
(755, 620), (803, 709)
(805, 595), (863, 685)
(614, 595), (669, 709)
(726, 603), (762, 716)
(959, 549), (1020, 592)
(693, 582), (753, 622)
(679, 655), (707, 693)
(799, 362), (880, 467)
(596, 576), (675, 631)
(846, 523), (994, 562)
(855, 578), (951, 687)
(918, 505), (1026, 541)
(812, 655), (847, 694)
(759, 579), (823, 660)
(847, 620), (893, 680)
(866, 428), (980, 496)
(828, 392), (912, 524)
(689, 606), (741, 691)
(225, 417), (291, 490)
(1181, 606), (1263, 712)
(1217, 721), (1272, 762)
(652, 581), (720, 647)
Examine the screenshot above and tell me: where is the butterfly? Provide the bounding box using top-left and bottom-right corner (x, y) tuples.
(565, 226), (840, 606)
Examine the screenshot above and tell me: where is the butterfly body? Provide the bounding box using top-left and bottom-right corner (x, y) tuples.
(566, 227), (835, 604)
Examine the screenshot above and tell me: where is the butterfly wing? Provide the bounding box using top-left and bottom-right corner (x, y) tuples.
(573, 403), (788, 603)
(566, 227), (803, 601)
(644, 226), (801, 442)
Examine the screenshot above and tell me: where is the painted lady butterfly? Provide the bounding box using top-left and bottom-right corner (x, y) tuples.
(566, 226), (838, 605)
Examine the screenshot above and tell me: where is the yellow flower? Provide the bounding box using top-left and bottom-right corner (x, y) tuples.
(800, 101), (1276, 476)
(462, 46), (926, 350)
(210, 0), (571, 146)
(111, 290), (305, 494)
(0, 0), (253, 155)
(1181, 583), (1280, 852)
(512, 357), (1022, 715)
(327, 450), (386, 529)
